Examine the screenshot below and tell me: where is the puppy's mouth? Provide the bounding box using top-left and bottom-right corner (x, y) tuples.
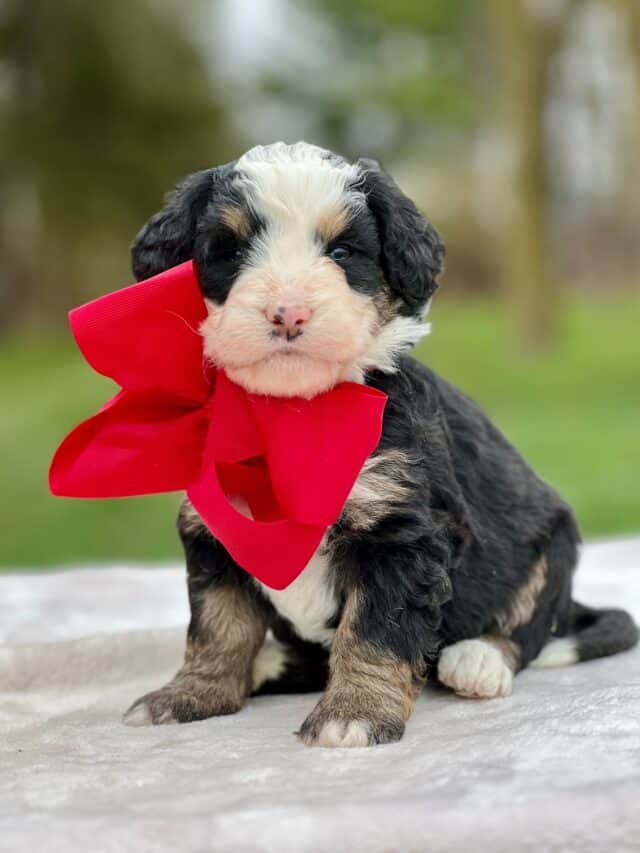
(271, 338), (310, 356)
(217, 340), (329, 372)
(254, 344), (329, 367)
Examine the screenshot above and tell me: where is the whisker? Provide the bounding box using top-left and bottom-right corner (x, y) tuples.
(164, 310), (202, 337)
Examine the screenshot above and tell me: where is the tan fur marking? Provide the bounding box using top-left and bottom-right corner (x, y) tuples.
(372, 290), (400, 326)
(342, 450), (410, 530)
(495, 556), (548, 634)
(125, 585), (267, 724)
(316, 204), (350, 242)
(179, 498), (210, 537)
(189, 585), (266, 666)
(484, 635), (521, 672)
(299, 589), (422, 745)
(219, 204), (250, 238)
(329, 590), (421, 721)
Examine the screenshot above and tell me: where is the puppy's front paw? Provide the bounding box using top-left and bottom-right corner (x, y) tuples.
(298, 697), (405, 748)
(438, 638), (513, 699)
(123, 688), (181, 727)
(123, 677), (245, 726)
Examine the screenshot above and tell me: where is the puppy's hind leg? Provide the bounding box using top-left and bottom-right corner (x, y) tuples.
(437, 636), (519, 699)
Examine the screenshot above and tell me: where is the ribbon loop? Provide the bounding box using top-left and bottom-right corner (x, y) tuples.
(49, 261), (387, 589)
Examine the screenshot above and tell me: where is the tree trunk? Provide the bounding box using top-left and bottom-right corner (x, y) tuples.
(489, 0), (567, 352)
(625, 1), (640, 148)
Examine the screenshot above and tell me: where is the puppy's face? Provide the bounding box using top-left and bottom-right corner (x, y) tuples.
(132, 142), (444, 398)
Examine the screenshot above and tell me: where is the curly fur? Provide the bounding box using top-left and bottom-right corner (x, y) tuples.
(124, 142), (638, 746)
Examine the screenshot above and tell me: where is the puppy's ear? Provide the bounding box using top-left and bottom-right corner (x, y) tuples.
(357, 158), (445, 315)
(131, 169), (216, 281)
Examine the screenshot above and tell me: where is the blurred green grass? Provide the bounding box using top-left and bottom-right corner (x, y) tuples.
(417, 291), (640, 538)
(1, 292), (638, 569)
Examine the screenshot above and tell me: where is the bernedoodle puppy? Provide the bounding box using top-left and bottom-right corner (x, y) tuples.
(123, 141), (637, 746)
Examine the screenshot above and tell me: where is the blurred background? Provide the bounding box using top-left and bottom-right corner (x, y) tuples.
(1, 0), (638, 569)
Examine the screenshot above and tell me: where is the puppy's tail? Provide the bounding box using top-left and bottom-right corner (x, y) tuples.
(531, 601), (638, 668)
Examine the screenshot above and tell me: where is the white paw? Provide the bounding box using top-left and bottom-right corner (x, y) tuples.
(314, 719), (372, 748)
(438, 639), (513, 699)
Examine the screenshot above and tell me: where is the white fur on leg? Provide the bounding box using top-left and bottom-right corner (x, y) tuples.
(251, 637), (288, 691)
(315, 719), (372, 748)
(438, 639), (514, 699)
(531, 637), (579, 668)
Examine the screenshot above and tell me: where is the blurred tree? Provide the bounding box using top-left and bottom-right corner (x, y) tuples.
(282, 0), (483, 160)
(283, 0), (579, 351)
(622, 0), (640, 117)
(282, 0), (604, 350)
(491, 0), (639, 349)
(620, 2), (640, 260)
(0, 0), (236, 330)
(489, 0), (572, 352)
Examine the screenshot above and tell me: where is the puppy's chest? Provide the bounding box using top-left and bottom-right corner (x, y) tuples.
(254, 449), (410, 645)
(255, 546), (337, 646)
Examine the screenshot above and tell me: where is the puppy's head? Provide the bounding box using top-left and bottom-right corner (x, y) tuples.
(132, 142), (444, 398)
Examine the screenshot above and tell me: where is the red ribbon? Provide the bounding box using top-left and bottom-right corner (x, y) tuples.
(49, 261), (387, 589)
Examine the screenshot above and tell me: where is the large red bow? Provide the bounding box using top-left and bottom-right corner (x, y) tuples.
(49, 261), (387, 589)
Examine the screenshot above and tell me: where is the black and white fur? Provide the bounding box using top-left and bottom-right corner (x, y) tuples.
(123, 142), (637, 747)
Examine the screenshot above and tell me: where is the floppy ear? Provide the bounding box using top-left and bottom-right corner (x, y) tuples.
(357, 158), (445, 315)
(131, 169), (217, 281)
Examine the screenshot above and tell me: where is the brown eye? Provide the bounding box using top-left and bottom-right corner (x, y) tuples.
(216, 243), (243, 263)
(328, 245), (350, 262)
(221, 248), (243, 262)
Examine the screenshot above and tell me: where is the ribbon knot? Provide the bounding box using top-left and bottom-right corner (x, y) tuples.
(49, 261), (387, 589)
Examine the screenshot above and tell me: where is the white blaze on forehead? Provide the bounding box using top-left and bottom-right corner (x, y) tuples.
(235, 142), (365, 267)
(200, 142), (430, 398)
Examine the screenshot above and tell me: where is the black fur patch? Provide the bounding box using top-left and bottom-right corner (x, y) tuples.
(131, 164), (234, 282)
(325, 356), (580, 670)
(355, 159), (445, 316)
(195, 197), (266, 304)
(253, 619), (329, 696)
(569, 602), (638, 662)
(323, 207), (386, 297)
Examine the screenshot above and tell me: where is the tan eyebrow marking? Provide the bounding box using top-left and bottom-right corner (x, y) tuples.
(316, 204), (350, 243)
(219, 205), (250, 238)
